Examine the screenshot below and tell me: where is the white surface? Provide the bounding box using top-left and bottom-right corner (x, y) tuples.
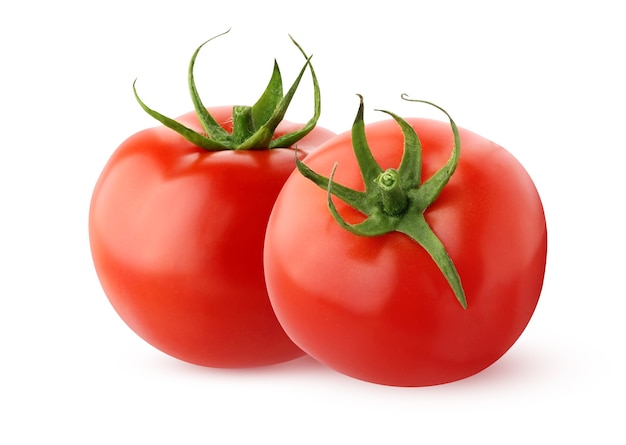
(1, 1), (624, 443)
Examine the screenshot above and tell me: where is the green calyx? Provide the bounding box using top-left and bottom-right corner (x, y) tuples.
(133, 29), (321, 150)
(296, 95), (467, 309)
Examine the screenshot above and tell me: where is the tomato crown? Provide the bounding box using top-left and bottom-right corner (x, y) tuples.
(133, 29), (321, 150)
(296, 95), (467, 309)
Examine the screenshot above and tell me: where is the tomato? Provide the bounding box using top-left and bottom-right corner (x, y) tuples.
(264, 97), (547, 386)
(89, 32), (336, 367)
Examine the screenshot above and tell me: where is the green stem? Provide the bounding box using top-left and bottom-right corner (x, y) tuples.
(232, 106), (254, 145)
(375, 169), (409, 216)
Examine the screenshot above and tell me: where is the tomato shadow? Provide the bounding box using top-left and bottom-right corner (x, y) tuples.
(229, 353), (330, 377)
(151, 351), (334, 380)
(446, 343), (561, 390)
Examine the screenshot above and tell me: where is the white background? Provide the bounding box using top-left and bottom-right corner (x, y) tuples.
(2, 1), (624, 443)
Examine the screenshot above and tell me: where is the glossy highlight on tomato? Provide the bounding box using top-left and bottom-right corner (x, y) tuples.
(264, 98), (547, 386)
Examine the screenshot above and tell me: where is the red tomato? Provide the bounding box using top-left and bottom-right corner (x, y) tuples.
(264, 101), (547, 386)
(89, 107), (335, 367)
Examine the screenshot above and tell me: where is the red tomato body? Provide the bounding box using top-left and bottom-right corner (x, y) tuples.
(89, 107), (335, 367)
(264, 118), (547, 386)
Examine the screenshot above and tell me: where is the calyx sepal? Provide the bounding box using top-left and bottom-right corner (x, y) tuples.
(133, 29), (321, 150)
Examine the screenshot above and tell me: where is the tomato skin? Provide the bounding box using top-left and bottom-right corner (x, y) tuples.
(264, 118), (547, 386)
(89, 107), (335, 367)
